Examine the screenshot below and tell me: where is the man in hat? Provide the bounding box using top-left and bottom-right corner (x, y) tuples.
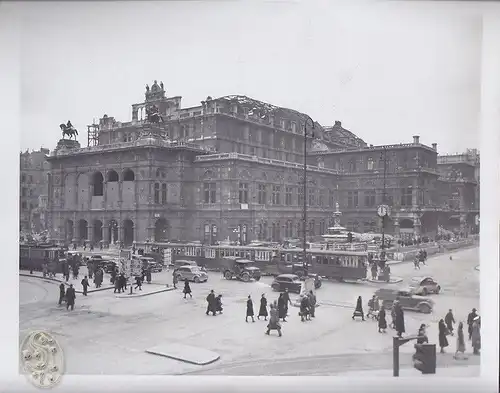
(467, 308), (478, 340)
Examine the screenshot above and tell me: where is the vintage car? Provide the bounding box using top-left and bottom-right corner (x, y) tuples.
(374, 288), (434, 314)
(174, 265), (209, 283)
(172, 260), (199, 271)
(408, 277), (441, 295)
(138, 256), (163, 272)
(222, 258), (261, 282)
(271, 274), (302, 293)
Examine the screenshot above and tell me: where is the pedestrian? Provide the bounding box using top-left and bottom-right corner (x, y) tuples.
(215, 294), (223, 314)
(81, 275), (89, 296)
(371, 264), (378, 280)
(471, 316), (481, 355)
(378, 307), (387, 333)
(206, 290), (216, 316)
(352, 296), (365, 321)
(172, 272), (178, 289)
(146, 268), (152, 284)
(114, 275), (121, 293)
(413, 257), (420, 270)
(308, 290), (317, 318)
(134, 275), (142, 291)
(454, 322), (467, 359)
(246, 295), (255, 323)
(265, 303), (282, 337)
(282, 288), (292, 317)
(277, 293), (287, 322)
(299, 295), (310, 322)
(110, 268), (117, 285)
(445, 309), (455, 336)
(394, 300), (405, 337)
(258, 294), (268, 321)
(183, 279), (192, 299)
(58, 283), (65, 305)
(467, 308), (478, 340)
(417, 323), (429, 344)
(73, 243), (77, 251)
(83, 242), (87, 251)
(120, 273), (127, 292)
(88, 262), (94, 280)
(65, 284), (76, 311)
(438, 319), (449, 353)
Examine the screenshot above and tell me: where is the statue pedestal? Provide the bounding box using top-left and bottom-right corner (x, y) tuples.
(139, 124), (169, 141)
(56, 139), (81, 152)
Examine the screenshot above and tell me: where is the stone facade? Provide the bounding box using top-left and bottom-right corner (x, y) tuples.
(45, 81), (480, 246)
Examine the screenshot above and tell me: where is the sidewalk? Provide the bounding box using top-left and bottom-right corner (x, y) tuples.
(19, 270), (114, 294)
(114, 283), (175, 298)
(335, 365), (480, 377)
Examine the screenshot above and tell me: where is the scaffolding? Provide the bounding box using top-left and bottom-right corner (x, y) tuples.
(87, 120), (100, 147)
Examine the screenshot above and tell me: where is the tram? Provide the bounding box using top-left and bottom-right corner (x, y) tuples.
(135, 242), (368, 281)
(19, 243), (66, 272)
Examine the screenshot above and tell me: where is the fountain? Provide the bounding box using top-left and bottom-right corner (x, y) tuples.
(321, 203), (368, 251)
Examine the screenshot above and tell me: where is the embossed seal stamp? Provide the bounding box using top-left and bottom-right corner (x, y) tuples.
(19, 331), (65, 388)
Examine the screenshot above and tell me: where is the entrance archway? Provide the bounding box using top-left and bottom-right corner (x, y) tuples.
(399, 219), (414, 229)
(154, 218), (169, 242)
(123, 219), (134, 246)
(93, 220), (103, 244)
(108, 220), (119, 245)
(92, 172), (104, 196)
(65, 220), (74, 242)
(78, 219), (88, 241)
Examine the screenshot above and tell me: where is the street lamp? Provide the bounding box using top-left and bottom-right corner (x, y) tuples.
(377, 147), (390, 264)
(301, 115), (315, 277)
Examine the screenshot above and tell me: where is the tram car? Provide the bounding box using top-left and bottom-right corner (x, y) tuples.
(19, 243), (66, 272)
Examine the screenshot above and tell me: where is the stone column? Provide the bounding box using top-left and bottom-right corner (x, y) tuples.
(102, 223), (109, 248)
(72, 213), (78, 243)
(393, 219), (400, 239)
(87, 223), (94, 244)
(413, 215), (421, 238)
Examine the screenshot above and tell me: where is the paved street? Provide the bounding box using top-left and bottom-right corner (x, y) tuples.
(19, 247), (479, 375)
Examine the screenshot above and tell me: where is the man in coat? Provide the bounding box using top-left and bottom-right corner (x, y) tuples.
(394, 300), (405, 337)
(206, 290), (216, 316)
(308, 290), (317, 318)
(467, 308), (478, 340)
(58, 283), (66, 305)
(81, 275), (89, 296)
(65, 284), (76, 311)
(445, 309), (455, 336)
(282, 288), (292, 318)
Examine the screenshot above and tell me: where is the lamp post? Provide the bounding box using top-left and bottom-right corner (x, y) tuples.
(301, 115), (315, 277)
(377, 147), (390, 264)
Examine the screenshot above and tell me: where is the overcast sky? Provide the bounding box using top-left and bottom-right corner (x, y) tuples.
(17, 1), (482, 154)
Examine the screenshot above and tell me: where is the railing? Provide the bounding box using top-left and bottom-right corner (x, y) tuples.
(437, 155), (479, 165)
(50, 138), (216, 157)
(310, 142), (436, 155)
(438, 176), (477, 184)
(195, 153), (341, 174)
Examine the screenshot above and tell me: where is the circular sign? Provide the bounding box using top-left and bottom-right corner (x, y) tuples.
(377, 205), (389, 218)
(19, 330), (65, 389)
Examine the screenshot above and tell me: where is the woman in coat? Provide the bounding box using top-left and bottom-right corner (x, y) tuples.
(352, 296), (365, 321)
(438, 319), (449, 353)
(394, 301), (405, 337)
(266, 303), (282, 337)
(277, 293), (287, 322)
(417, 324), (429, 344)
(471, 316), (481, 355)
(454, 322), (466, 359)
(258, 294), (268, 321)
(246, 295), (255, 323)
(183, 279), (192, 299)
(377, 307), (387, 333)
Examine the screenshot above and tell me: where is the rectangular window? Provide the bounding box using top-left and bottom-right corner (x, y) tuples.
(318, 189), (325, 207)
(364, 190), (376, 207)
(272, 185), (281, 205)
(203, 182), (216, 204)
(291, 122), (297, 133)
(21, 201), (27, 209)
(308, 188), (315, 206)
(285, 186), (293, 206)
(154, 183), (160, 204)
(22, 188), (27, 197)
(21, 174), (26, 183)
(239, 182), (249, 204)
(401, 187), (412, 206)
(161, 184), (167, 204)
(298, 187), (304, 206)
(257, 184), (267, 205)
(309, 220), (315, 236)
(319, 220), (326, 235)
(329, 190), (335, 207)
(347, 191), (359, 208)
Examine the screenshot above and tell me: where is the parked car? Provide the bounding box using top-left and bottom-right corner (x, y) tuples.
(138, 256), (163, 272)
(409, 276), (441, 295)
(271, 274), (302, 293)
(374, 288), (434, 314)
(174, 265), (208, 283)
(172, 260), (200, 271)
(222, 258), (261, 282)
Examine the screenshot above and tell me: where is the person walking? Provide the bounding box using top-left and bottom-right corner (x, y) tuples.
(258, 294), (268, 321)
(65, 284), (76, 311)
(282, 288), (292, 318)
(183, 279), (192, 299)
(134, 275), (143, 291)
(215, 294), (223, 314)
(471, 316), (481, 355)
(352, 296), (365, 321)
(438, 319), (449, 353)
(445, 309), (456, 336)
(81, 276), (89, 296)
(467, 308), (478, 340)
(172, 272), (178, 289)
(378, 307), (387, 333)
(206, 290), (216, 316)
(277, 293), (287, 322)
(58, 283), (66, 305)
(265, 303), (282, 337)
(308, 290), (317, 318)
(417, 324), (429, 344)
(300, 295), (310, 322)
(394, 300), (405, 337)
(246, 295), (255, 323)
(146, 267), (152, 284)
(454, 322), (467, 359)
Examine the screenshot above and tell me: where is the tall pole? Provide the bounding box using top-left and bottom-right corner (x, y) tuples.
(302, 115), (314, 276)
(381, 147), (387, 253)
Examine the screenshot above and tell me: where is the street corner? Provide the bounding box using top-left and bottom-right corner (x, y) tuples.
(365, 276), (404, 284)
(114, 285), (175, 298)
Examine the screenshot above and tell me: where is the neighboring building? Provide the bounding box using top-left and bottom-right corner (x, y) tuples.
(20, 148), (50, 232)
(45, 81), (480, 246)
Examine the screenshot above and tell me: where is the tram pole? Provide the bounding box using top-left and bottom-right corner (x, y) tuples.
(302, 115), (315, 277)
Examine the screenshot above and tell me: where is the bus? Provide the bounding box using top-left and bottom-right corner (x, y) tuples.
(19, 243), (66, 272)
(135, 242), (368, 281)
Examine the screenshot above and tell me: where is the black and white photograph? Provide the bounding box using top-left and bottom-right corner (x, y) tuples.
(8, 0), (498, 387)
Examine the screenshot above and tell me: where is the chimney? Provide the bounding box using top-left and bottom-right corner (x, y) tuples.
(432, 143), (437, 150)
(413, 135), (420, 144)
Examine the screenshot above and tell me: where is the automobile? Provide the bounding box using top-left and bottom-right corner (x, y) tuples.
(374, 288), (434, 314)
(271, 274), (302, 293)
(222, 258), (261, 282)
(408, 277), (441, 295)
(104, 260), (118, 274)
(138, 256), (163, 272)
(174, 265), (208, 283)
(172, 260), (200, 271)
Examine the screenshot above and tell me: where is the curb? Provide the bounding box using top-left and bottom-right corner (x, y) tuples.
(19, 273), (114, 294)
(364, 277), (403, 284)
(115, 287), (175, 298)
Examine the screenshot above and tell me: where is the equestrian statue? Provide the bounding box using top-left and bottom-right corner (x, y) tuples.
(146, 105), (164, 124)
(60, 120), (79, 139)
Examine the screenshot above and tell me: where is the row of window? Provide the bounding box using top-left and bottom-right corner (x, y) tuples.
(346, 188), (414, 208)
(21, 188), (35, 198)
(20, 174), (34, 183)
(257, 220), (328, 241)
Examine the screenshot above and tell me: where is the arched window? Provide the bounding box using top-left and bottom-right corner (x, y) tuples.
(107, 170), (119, 182)
(154, 183), (160, 204)
(92, 172), (104, 196)
(123, 169), (135, 181)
